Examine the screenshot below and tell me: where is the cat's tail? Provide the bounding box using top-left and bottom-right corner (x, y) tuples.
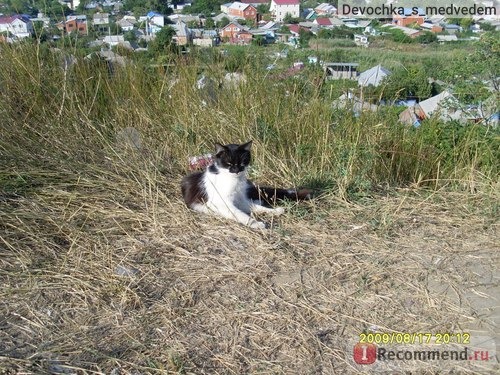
(247, 183), (313, 206)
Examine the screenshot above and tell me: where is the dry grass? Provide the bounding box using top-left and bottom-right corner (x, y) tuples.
(0, 43), (499, 374)
(1, 156), (498, 373)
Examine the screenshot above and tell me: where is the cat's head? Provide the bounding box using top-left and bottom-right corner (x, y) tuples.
(213, 141), (252, 174)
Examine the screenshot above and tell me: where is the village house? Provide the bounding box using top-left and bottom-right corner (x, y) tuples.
(437, 35), (458, 43)
(220, 3), (232, 14)
(168, 14), (201, 26)
(56, 15), (88, 35)
(392, 8), (426, 27)
(193, 30), (220, 47)
(270, 0), (300, 23)
(240, 0), (268, 5)
(341, 18), (371, 29)
(220, 21), (253, 44)
(314, 3), (337, 16)
(93, 12), (110, 32)
(358, 65), (391, 87)
(282, 23), (312, 44)
(227, 2), (259, 22)
(420, 22), (443, 33)
(146, 11), (165, 35)
(84, 1), (98, 10)
(381, 24), (421, 38)
(399, 90), (463, 126)
(103, 35), (125, 47)
(233, 29), (253, 44)
(443, 24), (463, 34)
(31, 12), (51, 29)
(313, 17), (334, 29)
(116, 17), (135, 31)
(0, 14), (33, 39)
(399, 90), (499, 127)
(311, 17), (343, 30)
(333, 91), (378, 116)
(298, 21), (317, 31)
(60, 0), (81, 10)
(323, 62), (359, 80)
(173, 21), (192, 46)
(221, 21), (244, 40)
(258, 20), (279, 30)
(354, 34), (369, 47)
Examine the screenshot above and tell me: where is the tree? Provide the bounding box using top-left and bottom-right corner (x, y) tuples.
(317, 26), (354, 40)
(76, 1), (88, 13)
(454, 79), (491, 104)
(390, 29), (414, 44)
(150, 0), (173, 15)
(252, 35), (265, 46)
(124, 0), (172, 16)
(256, 4), (269, 14)
(317, 28), (333, 39)
(459, 18), (473, 31)
(182, 0), (227, 16)
(283, 12), (300, 24)
(299, 28), (313, 48)
(283, 13), (293, 24)
(279, 25), (290, 34)
(204, 17), (215, 29)
(218, 16), (230, 28)
(4, 0), (31, 15)
(416, 31), (437, 44)
(480, 22), (495, 32)
(131, 6), (147, 17)
(380, 66), (432, 101)
(473, 31), (500, 92)
(149, 26), (176, 55)
(302, 0), (320, 9)
(5, 0), (73, 17)
(124, 30), (137, 43)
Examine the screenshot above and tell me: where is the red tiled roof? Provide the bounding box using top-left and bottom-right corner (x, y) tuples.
(223, 21), (246, 30)
(287, 24), (300, 34)
(286, 24), (309, 34)
(0, 14), (29, 24)
(0, 16), (16, 24)
(315, 17), (332, 26)
(273, 0), (300, 5)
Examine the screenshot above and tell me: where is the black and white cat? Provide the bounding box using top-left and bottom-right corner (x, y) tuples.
(181, 141), (312, 229)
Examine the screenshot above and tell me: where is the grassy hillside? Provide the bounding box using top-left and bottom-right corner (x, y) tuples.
(0, 43), (499, 374)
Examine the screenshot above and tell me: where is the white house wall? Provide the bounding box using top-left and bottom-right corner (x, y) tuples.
(270, 3), (300, 22)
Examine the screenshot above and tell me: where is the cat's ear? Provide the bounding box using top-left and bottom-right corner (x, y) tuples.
(214, 143), (225, 155)
(240, 141), (252, 151)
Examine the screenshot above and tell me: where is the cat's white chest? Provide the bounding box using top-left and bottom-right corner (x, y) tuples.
(203, 170), (247, 205)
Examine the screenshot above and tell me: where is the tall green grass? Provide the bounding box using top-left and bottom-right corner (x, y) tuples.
(0, 42), (498, 201)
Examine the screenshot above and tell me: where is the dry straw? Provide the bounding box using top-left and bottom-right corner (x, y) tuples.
(0, 43), (498, 374)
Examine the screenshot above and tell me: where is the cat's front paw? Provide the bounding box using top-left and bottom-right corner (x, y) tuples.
(248, 219), (266, 229)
